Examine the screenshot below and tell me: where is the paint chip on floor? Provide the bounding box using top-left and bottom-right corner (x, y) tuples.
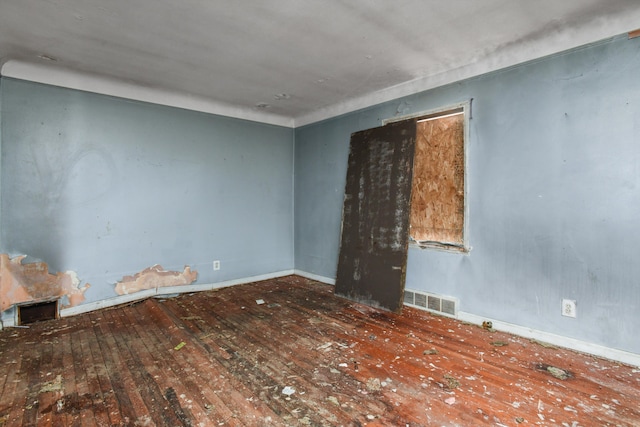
(282, 386), (296, 396)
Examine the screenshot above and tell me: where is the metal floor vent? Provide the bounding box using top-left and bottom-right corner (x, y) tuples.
(404, 289), (458, 318)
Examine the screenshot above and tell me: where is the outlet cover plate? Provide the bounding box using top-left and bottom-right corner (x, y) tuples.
(562, 299), (576, 318)
(213, 260), (221, 271)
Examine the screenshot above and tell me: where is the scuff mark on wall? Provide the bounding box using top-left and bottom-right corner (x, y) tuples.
(114, 265), (197, 295)
(0, 254), (90, 312)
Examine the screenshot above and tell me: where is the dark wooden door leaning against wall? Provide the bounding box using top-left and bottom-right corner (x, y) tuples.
(335, 120), (417, 312)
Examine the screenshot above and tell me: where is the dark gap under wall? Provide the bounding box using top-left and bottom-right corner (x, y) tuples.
(19, 300), (58, 325)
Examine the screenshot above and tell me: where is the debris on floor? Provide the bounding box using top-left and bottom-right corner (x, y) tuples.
(443, 374), (460, 390)
(482, 320), (495, 332)
(1, 275), (638, 426)
(536, 363), (572, 380)
(281, 386), (296, 396)
(366, 378), (381, 393)
(39, 374), (64, 393)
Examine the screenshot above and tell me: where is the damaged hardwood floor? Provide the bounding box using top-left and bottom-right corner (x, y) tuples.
(0, 276), (639, 426)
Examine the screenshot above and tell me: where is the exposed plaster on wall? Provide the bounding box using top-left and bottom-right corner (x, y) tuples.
(0, 254), (90, 312)
(114, 265), (197, 295)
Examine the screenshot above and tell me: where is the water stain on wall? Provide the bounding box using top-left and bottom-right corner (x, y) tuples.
(114, 265), (197, 295)
(0, 254), (90, 312)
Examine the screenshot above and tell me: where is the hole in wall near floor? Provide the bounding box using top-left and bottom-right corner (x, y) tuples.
(18, 300), (59, 325)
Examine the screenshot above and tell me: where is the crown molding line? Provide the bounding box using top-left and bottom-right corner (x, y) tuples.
(0, 60), (295, 128)
(3, 14), (639, 130)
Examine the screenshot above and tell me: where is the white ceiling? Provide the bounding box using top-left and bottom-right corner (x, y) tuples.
(1, 1), (640, 127)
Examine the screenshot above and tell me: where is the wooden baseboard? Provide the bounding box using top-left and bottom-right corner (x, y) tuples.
(458, 311), (640, 367)
(60, 269), (295, 318)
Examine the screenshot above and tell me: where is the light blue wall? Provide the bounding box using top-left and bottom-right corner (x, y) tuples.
(294, 34), (640, 354)
(1, 78), (294, 306)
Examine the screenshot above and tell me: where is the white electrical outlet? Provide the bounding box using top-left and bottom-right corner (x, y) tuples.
(562, 299), (576, 318)
(213, 260), (221, 271)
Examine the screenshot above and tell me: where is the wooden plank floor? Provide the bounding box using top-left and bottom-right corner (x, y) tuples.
(1, 275), (639, 426)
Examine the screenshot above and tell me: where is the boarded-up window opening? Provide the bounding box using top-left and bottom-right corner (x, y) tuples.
(410, 107), (467, 252)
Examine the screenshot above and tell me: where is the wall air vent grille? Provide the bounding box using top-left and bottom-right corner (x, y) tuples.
(427, 295), (441, 311)
(404, 291), (415, 305)
(414, 292), (427, 308)
(404, 289), (458, 318)
(441, 298), (456, 315)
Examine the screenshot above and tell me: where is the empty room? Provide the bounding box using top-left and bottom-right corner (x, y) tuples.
(1, 1), (640, 426)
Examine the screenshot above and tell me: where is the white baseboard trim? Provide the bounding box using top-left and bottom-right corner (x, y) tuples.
(0, 317), (16, 330)
(293, 270), (335, 285)
(60, 270), (295, 318)
(457, 311), (640, 368)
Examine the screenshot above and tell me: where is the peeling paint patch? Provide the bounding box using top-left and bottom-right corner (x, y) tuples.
(0, 254), (90, 312)
(114, 265), (197, 295)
